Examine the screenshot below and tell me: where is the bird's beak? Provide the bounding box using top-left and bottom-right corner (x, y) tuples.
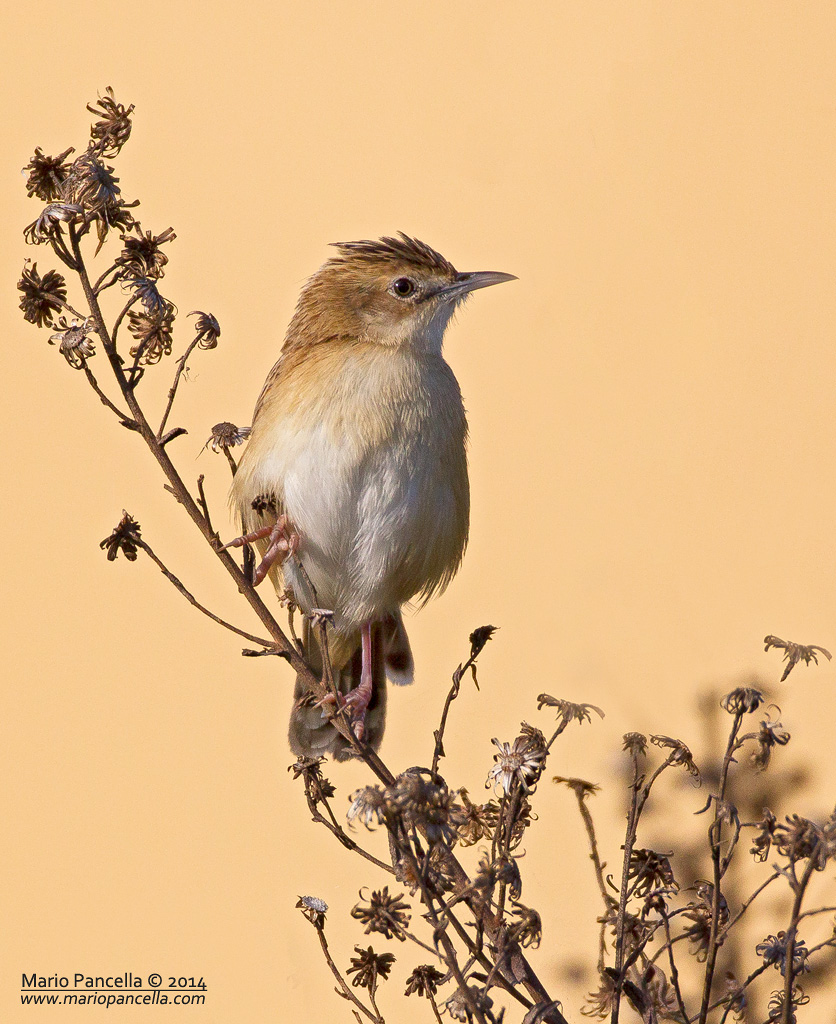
(435, 270), (518, 299)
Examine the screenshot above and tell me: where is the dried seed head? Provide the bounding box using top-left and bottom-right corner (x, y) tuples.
(756, 932), (810, 976)
(350, 886), (411, 940)
(510, 902), (542, 947)
(206, 422), (251, 454)
(450, 790), (499, 846)
(721, 687), (765, 715)
(751, 714), (791, 771)
(18, 261), (67, 327)
(100, 511), (142, 562)
(404, 964), (444, 999)
(87, 87), (134, 157)
(487, 735), (546, 795)
(622, 732), (648, 757)
(552, 776), (600, 800)
(128, 302), (175, 364)
(650, 734), (700, 780)
(49, 316), (97, 368)
(23, 147), (75, 202)
(537, 694), (605, 726)
(23, 202), (84, 245)
(750, 807), (778, 862)
(764, 635), (832, 682)
(346, 785), (387, 829)
(116, 225), (176, 280)
(189, 310), (221, 349)
(346, 946), (395, 990)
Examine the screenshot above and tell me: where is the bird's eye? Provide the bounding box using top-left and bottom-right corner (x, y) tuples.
(391, 277), (416, 298)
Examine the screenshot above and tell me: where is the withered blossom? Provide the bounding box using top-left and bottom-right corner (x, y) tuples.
(764, 634), (832, 682)
(552, 776), (600, 800)
(627, 848), (678, 897)
(767, 986), (809, 1022)
(650, 734), (700, 780)
(116, 224), (176, 280)
(469, 624), (497, 659)
(749, 807), (778, 862)
(472, 853), (522, 901)
(487, 734), (546, 794)
(722, 972), (746, 1022)
(622, 732), (647, 757)
(773, 814), (829, 868)
(346, 946), (395, 990)
(128, 301), (175, 364)
(346, 785), (387, 829)
(721, 686), (765, 715)
(510, 902), (542, 947)
(537, 694), (605, 725)
(387, 773), (456, 843)
(404, 964), (444, 998)
(100, 511), (142, 562)
(519, 721), (547, 754)
(582, 971), (617, 1019)
(295, 895), (327, 927)
(755, 932), (810, 976)
(23, 202), (83, 245)
(206, 422), (251, 454)
(23, 147), (75, 201)
(682, 880), (728, 962)
(63, 150), (138, 249)
(87, 87), (134, 157)
(351, 886), (411, 940)
(129, 276), (166, 312)
(287, 755), (335, 801)
(49, 316), (97, 368)
(751, 714), (791, 771)
(450, 790), (499, 846)
(444, 987), (492, 1022)
(18, 262), (67, 327)
(190, 310), (221, 349)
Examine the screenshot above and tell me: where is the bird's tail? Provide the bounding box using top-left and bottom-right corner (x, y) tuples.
(289, 611), (413, 761)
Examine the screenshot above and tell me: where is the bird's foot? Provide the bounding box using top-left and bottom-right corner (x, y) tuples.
(307, 608), (335, 628)
(317, 677), (373, 741)
(221, 514), (299, 585)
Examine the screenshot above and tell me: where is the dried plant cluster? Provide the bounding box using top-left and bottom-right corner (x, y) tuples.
(19, 91), (836, 1024)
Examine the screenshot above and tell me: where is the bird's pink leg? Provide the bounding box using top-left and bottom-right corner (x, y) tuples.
(317, 621), (375, 741)
(222, 514), (299, 585)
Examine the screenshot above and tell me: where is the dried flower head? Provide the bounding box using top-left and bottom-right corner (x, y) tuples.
(450, 790), (499, 846)
(722, 972), (747, 1022)
(100, 511), (142, 562)
(295, 895), (327, 926)
(682, 881), (728, 962)
(346, 946), (395, 990)
(206, 422), (251, 454)
(346, 785), (387, 829)
(721, 686), (765, 715)
(537, 694), (605, 726)
(552, 776), (600, 800)
(387, 773), (455, 843)
(287, 755), (335, 802)
(23, 147), (75, 201)
(18, 262), (66, 327)
(23, 202), (84, 245)
(473, 852), (522, 901)
(49, 316), (97, 368)
(469, 624), (497, 659)
(622, 732), (647, 757)
(87, 87), (134, 157)
(582, 971), (617, 1019)
(116, 224), (176, 280)
(128, 301), (175, 364)
(487, 734), (546, 794)
(751, 713), (791, 771)
(510, 902), (542, 947)
(650, 734), (700, 780)
(444, 987), (492, 1021)
(351, 886), (411, 940)
(767, 986), (809, 1022)
(764, 635), (832, 682)
(189, 310), (221, 349)
(750, 807), (778, 862)
(756, 932), (810, 976)
(627, 848), (678, 897)
(404, 964), (444, 999)
(773, 814), (829, 868)
(64, 150), (138, 250)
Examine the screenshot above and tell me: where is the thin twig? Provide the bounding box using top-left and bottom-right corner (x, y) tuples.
(158, 335), (201, 439)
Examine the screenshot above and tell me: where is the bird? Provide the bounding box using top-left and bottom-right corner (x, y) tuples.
(228, 233), (515, 759)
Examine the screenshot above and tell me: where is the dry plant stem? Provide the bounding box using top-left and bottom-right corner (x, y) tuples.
(697, 712), (744, 1024)
(724, 870), (780, 932)
(660, 910), (689, 1023)
(137, 538), (274, 647)
(431, 648), (481, 775)
(302, 782), (394, 875)
(195, 474), (215, 538)
(427, 993), (444, 1024)
(313, 922), (382, 1024)
(158, 334), (201, 439)
(781, 856), (818, 1024)
(81, 361), (136, 427)
(611, 751), (641, 1024)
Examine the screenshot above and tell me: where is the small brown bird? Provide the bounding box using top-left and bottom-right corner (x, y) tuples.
(229, 234), (515, 758)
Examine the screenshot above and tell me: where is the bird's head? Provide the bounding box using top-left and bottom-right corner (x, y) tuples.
(285, 233), (516, 354)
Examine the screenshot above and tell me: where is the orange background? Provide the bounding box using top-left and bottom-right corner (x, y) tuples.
(3, 3), (836, 1021)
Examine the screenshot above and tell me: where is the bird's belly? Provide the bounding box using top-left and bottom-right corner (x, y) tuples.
(281, 429), (464, 630)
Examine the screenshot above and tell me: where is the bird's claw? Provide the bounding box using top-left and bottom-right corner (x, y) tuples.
(221, 514), (299, 585)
